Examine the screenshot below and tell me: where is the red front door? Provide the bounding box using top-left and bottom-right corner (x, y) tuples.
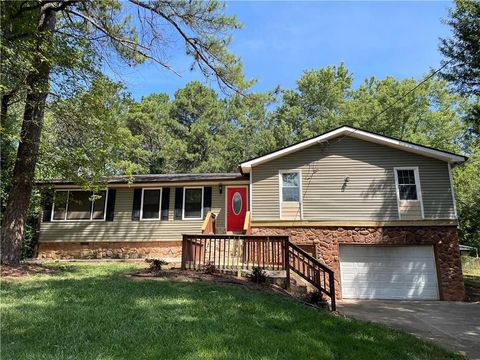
(226, 187), (247, 232)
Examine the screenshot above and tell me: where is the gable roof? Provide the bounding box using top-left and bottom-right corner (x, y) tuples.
(239, 126), (467, 173)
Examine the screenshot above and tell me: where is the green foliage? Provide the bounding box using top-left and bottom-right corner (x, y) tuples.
(454, 146), (480, 249)
(439, 0), (480, 97)
(439, 0), (480, 135)
(123, 82), (275, 174)
(249, 266), (267, 284)
(38, 77), (148, 189)
(272, 63), (353, 145)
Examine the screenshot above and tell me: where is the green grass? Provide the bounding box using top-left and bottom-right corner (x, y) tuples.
(463, 256), (480, 302)
(1, 262), (464, 360)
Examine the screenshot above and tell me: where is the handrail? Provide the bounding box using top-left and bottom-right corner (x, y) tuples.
(288, 242), (336, 311)
(183, 234), (288, 240)
(288, 242), (334, 276)
(243, 211), (251, 235)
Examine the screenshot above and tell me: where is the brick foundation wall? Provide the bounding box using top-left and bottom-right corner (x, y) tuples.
(251, 226), (465, 301)
(37, 241), (182, 261)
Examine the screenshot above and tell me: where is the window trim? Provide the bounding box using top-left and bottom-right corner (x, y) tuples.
(278, 170), (303, 220)
(393, 167), (424, 219)
(182, 186), (204, 220)
(51, 189), (108, 222)
(140, 187), (163, 221)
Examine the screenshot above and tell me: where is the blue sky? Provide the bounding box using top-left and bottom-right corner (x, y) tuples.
(110, 1), (453, 100)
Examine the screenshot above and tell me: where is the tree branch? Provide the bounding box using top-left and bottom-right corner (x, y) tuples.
(64, 7), (181, 76)
(129, 0), (240, 94)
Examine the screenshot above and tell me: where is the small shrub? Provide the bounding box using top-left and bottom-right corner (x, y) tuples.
(250, 267), (267, 284)
(145, 258), (168, 272)
(307, 290), (327, 306)
(204, 262), (217, 274)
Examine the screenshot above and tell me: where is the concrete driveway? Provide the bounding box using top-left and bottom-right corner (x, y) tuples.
(338, 300), (480, 359)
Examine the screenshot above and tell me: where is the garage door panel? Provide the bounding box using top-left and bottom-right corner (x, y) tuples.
(339, 245), (439, 300)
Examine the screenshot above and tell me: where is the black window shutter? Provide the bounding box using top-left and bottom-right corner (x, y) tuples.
(203, 187), (212, 218)
(42, 192), (53, 222)
(105, 189), (116, 221)
(174, 187), (183, 220)
(161, 188), (170, 220)
(132, 188), (142, 220)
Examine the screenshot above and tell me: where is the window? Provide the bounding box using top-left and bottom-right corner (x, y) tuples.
(396, 169), (419, 200)
(52, 190), (107, 221)
(183, 187), (203, 219)
(141, 189), (161, 220)
(52, 191), (68, 220)
(67, 191), (92, 220)
(281, 172), (300, 202)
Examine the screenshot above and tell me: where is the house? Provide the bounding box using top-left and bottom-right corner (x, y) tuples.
(37, 126), (466, 301)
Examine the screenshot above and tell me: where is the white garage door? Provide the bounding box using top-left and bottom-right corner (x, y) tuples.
(339, 245), (439, 300)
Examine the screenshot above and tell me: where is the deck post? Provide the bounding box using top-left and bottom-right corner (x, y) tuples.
(181, 235), (186, 270)
(329, 271), (336, 311)
(284, 237), (290, 290)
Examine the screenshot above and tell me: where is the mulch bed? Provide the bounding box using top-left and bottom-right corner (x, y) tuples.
(1, 264), (62, 278)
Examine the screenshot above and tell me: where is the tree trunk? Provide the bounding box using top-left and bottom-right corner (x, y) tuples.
(0, 93), (13, 129)
(1, 4), (56, 265)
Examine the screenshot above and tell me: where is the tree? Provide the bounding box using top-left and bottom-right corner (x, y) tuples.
(39, 77), (148, 185)
(339, 75), (467, 153)
(272, 65), (466, 153)
(453, 146), (480, 249)
(439, 0), (480, 134)
(166, 81), (225, 172)
(439, 0), (480, 97)
(124, 93), (171, 173)
(1, 0), (248, 264)
(271, 63), (353, 146)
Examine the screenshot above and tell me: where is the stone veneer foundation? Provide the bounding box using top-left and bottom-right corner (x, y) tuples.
(251, 226), (465, 301)
(37, 241), (182, 261)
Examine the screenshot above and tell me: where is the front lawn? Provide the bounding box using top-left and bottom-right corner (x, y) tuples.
(1, 262), (463, 360)
(463, 256), (480, 302)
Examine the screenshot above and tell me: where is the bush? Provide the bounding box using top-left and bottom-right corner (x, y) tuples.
(145, 259), (168, 272)
(249, 267), (267, 284)
(204, 262), (217, 274)
(306, 290), (327, 306)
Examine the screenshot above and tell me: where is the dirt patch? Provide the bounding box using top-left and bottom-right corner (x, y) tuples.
(130, 269), (258, 286)
(1, 263), (62, 278)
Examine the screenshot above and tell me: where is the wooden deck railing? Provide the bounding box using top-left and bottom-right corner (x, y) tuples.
(181, 234), (335, 311)
(288, 242), (336, 311)
(182, 234), (290, 273)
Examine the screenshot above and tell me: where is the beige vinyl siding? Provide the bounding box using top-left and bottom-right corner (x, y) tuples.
(211, 186), (225, 229)
(281, 202), (301, 219)
(40, 185), (224, 242)
(251, 136), (455, 221)
(398, 201), (423, 220)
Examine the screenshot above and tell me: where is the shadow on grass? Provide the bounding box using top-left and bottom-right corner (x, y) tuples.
(1, 265), (464, 360)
